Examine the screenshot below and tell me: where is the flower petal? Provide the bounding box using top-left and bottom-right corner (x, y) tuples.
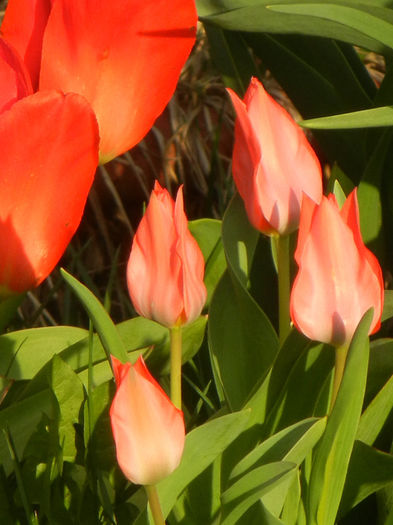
(0, 90), (99, 294)
(40, 0), (197, 162)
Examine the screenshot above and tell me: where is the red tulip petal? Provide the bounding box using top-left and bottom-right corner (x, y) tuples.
(174, 186), (206, 324)
(110, 356), (185, 485)
(0, 38), (33, 113)
(1, 0), (52, 89)
(40, 0), (197, 162)
(294, 193), (317, 263)
(291, 195), (384, 345)
(0, 90), (99, 294)
(226, 87), (273, 234)
(127, 182), (183, 327)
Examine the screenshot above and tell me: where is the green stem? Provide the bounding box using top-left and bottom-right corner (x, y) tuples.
(329, 344), (349, 414)
(170, 325), (182, 410)
(276, 234), (291, 346)
(145, 485), (166, 525)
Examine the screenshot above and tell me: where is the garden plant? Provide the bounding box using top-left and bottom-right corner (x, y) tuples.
(1, 0), (393, 524)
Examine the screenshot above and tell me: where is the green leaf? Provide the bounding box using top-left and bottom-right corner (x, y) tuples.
(302, 106), (393, 129)
(188, 218), (227, 305)
(357, 369), (393, 445)
(60, 269), (128, 364)
(203, 24), (259, 95)
(0, 390), (56, 475)
(197, 1), (390, 52)
(230, 418), (326, 482)
(339, 440), (393, 518)
(268, 3), (393, 49)
(0, 326), (87, 380)
(134, 410), (251, 524)
(208, 194), (278, 410)
(381, 290), (393, 322)
(221, 461), (296, 525)
(307, 309), (373, 525)
(19, 355), (85, 461)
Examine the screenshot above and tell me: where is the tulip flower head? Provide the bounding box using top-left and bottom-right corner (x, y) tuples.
(2, 0), (197, 163)
(0, 37), (99, 296)
(127, 181), (207, 328)
(227, 77), (322, 236)
(110, 356), (185, 486)
(290, 189), (384, 347)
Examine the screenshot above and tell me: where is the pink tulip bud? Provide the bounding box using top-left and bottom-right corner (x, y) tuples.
(110, 356), (185, 486)
(290, 189), (384, 346)
(227, 77), (323, 236)
(127, 181), (207, 328)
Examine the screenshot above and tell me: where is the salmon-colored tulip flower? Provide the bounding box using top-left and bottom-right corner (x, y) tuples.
(290, 189), (384, 347)
(227, 77), (322, 236)
(127, 181), (206, 328)
(110, 356), (185, 486)
(0, 89), (99, 295)
(2, 0), (197, 163)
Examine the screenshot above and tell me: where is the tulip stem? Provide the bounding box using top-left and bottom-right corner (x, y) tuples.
(170, 325), (183, 410)
(145, 485), (166, 525)
(329, 344), (349, 414)
(276, 234), (291, 345)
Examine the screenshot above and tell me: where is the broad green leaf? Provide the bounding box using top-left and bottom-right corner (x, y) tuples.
(222, 193), (259, 286)
(188, 218), (227, 305)
(221, 461), (296, 525)
(134, 410), (251, 524)
(84, 381), (116, 473)
(0, 390), (56, 475)
(366, 338), (393, 403)
(230, 418), (326, 482)
(60, 269), (128, 363)
(281, 471), (302, 525)
(60, 315), (207, 386)
(302, 106), (393, 129)
(204, 24), (259, 95)
(338, 440), (393, 518)
(381, 290), (393, 322)
(269, 3), (393, 49)
(263, 342), (333, 435)
(229, 418), (326, 517)
(19, 355), (85, 461)
(0, 326), (87, 380)
(307, 310), (372, 525)
(197, 1), (390, 52)
(209, 194), (278, 410)
(209, 271), (278, 410)
(357, 370), (393, 446)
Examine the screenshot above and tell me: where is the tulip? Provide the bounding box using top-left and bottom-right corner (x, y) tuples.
(127, 181), (206, 328)
(0, 89), (99, 295)
(227, 77), (322, 236)
(2, 0), (197, 163)
(290, 189), (384, 347)
(110, 356), (185, 486)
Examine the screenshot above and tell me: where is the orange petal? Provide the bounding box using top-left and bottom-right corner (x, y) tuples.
(0, 38), (33, 113)
(110, 356), (185, 486)
(1, 0), (52, 89)
(40, 0), (197, 162)
(0, 90), (99, 294)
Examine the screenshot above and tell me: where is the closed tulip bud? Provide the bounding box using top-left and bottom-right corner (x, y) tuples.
(290, 189), (384, 346)
(110, 356), (185, 486)
(127, 181), (207, 328)
(227, 77), (322, 236)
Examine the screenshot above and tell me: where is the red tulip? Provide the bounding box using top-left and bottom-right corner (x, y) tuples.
(0, 89), (99, 295)
(2, 0), (198, 163)
(110, 356), (185, 486)
(227, 77), (322, 236)
(127, 181), (206, 328)
(0, 39), (32, 113)
(290, 189), (384, 346)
